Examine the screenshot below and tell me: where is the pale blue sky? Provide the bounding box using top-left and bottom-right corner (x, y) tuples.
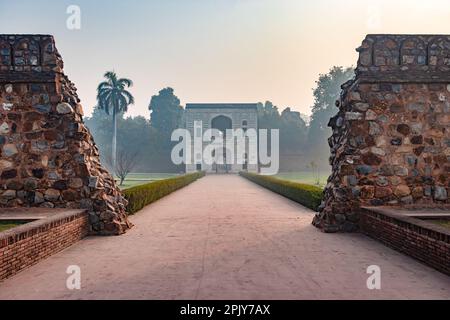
(1, 0), (449, 117)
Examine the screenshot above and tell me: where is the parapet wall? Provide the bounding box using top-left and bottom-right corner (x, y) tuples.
(313, 35), (450, 232)
(0, 35), (131, 235)
(359, 207), (450, 276)
(0, 209), (89, 281)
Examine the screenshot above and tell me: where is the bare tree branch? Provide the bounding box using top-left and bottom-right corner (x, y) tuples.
(105, 149), (139, 186)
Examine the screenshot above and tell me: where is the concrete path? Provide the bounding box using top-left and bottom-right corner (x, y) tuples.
(0, 175), (449, 299)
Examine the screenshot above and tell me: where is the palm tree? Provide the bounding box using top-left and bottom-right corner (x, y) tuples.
(96, 71), (134, 169)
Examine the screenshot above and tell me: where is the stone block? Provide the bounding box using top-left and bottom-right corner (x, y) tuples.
(345, 112), (363, 120)
(433, 186), (448, 201)
(394, 185), (411, 197)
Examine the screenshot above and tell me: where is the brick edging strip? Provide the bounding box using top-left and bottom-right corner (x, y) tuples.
(0, 210), (89, 281)
(359, 207), (450, 275)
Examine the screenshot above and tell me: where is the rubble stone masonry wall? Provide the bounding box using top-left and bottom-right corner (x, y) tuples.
(0, 35), (131, 235)
(314, 35), (450, 232)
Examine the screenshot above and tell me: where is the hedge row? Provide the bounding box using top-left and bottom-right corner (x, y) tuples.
(239, 172), (324, 211)
(123, 172), (205, 215)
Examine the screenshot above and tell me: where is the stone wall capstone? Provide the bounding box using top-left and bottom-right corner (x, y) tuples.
(313, 35), (450, 232)
(0, 35), (132, 235)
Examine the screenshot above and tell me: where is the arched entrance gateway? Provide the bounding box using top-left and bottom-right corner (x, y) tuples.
(211, 115), (232, 173)
(185, 104), (259, 174)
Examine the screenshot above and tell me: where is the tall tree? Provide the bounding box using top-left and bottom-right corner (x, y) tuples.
(257, 101), (281, 130)
(96, 71), (134, 169)
(148, 87), (183, 147)
(280, 107), (307, 154)
(307, 66), (354, 168)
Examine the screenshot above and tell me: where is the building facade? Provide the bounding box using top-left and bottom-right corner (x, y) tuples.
(185, 103), (259, 174)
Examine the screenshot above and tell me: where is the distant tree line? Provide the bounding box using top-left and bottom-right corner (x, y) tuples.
(84, 66), (354, 173)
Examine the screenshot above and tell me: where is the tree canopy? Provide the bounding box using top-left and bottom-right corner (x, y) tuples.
(148, 87), (183, 140)
(96, 71), (135, 169)
(306, 66), (354, 168)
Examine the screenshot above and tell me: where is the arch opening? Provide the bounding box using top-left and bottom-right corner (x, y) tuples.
(211, 115), (232, 173)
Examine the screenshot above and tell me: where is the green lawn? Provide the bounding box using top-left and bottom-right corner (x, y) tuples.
(117, 173), (182, 190)
(275, 171), (329, 188)
(117, 172), (329, 190)
(0, 221), (25, 232)
(430, 220), (450, 231)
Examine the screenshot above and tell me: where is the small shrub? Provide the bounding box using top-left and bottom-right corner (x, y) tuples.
(123, 172), (205, 215)
(240, 172), (323, 211)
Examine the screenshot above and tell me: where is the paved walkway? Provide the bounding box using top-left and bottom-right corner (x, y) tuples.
(0, 175), (449, 299)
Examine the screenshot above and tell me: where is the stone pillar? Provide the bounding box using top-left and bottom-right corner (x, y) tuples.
(0, 35), (132, 235)
(313, 35), (450, 232)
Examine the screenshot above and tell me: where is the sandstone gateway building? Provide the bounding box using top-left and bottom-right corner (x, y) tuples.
(185, 103), (259, 174)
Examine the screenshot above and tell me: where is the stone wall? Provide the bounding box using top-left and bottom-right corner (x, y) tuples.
(313, 35), (450, 232)
(0, 35), (131, 235)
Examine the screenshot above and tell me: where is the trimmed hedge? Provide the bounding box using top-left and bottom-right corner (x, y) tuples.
(123, 172), (205, 215)
(239, 172), (324, 211)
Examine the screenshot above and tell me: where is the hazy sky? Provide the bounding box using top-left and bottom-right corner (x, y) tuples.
(1, 0), (450, 117)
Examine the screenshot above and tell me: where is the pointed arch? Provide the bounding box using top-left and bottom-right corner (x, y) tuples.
(400, 37), (427, 65)
(0, 40), (11, 66)
(428, 36), (450, 66)
(13, 38), (40, 66)
(41, 38), (56, 66)
(373, 37), (400, 66)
